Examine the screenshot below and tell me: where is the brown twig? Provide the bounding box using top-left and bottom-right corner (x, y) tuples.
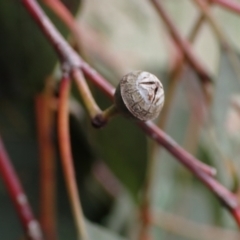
(158, 0), (213, 130)
(0, 137), (44, 240)
(151, 209), (240, 240)
(72, 68), (102, 118)
(149, 0), (212, 87)
(43, 0), (124, 80)
(42, 0), (88, 61)
(35, 79), (57, 240)
(212, 0), (240, 15)
(21, 0), (240, 227)
(192, 0), (240, 80)
(57, 75), (88, 240)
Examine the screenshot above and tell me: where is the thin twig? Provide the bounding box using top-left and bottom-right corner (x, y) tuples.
(193, 0), (228, 43)
(158, 0), (212, 130)
(44, 0), (124, 80)
(22, 0), (82, 70)
(42, 0), (89, 61)
(35, 79), (57, 240)
(72, 68), (101, 118)
(20, 0), (240, 227)
(151, 210), (240, 240)
(212, 0), (240, 15)
(149, 0), (212, 86)
(58, 75), (88, 240)
(0, 137), (44, 240)
(192, 0), (240, 80)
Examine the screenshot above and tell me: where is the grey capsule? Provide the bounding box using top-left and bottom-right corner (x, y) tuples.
(114, 71), (164, 121)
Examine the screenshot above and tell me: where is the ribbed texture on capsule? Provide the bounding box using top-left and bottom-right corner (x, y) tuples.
(114, 71), (164, 121)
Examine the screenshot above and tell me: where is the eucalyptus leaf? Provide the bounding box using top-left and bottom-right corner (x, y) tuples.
(0, 0), (80, 99)
(94, 115), (147, 200)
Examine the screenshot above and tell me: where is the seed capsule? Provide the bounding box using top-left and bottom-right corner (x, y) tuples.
(114, 71), (164, 121)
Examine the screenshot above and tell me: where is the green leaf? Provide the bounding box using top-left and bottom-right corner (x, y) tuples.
(0, 0), (80, 98)
(94, 115), (147, 200)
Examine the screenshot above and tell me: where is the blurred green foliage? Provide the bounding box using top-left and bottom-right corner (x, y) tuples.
(1, 1), (240, 240)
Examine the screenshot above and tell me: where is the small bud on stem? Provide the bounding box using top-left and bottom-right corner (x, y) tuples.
(92, 71), (165, 128)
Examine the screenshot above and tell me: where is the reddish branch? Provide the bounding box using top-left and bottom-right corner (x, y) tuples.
(212, 0), (240, 14)
(42, 0), (88, 60)
(0, 137), (44, 240)
(157, 0), (212, 130)
(149, 0), (212, 85)
(58, 76), (88, 240)
(35, 86), (57, 240)
(20, 0), (240, 226)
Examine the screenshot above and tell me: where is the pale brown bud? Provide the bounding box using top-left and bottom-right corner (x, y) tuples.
(114, 71), (164, 121)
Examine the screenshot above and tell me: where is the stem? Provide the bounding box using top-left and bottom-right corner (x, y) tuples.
(157, 64), (183, 129)
(80, 62), (115, 98)
(213, 0), (240, 15)
(58, 76), (88, 240)
(92, 104), (119, 128)
(149, 0), (212, 85)
(35, 79), (57, 240)
(101, 104), (119, 119)
(22, 0), (81, 71)
(151, 210), (240, 240)
(72, 68), (102, 118)
(141, 121), (216, 175)
(42, 0), (89, 61)
(193, 0), (227, 42)
(0, 137), (43, 240)
(23, 0), (104, 123)
(192, 0), (240, 81)
(158, 0), (213, 130)
(140, 122), (238, 208)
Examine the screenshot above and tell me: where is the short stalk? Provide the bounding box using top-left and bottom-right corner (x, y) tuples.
(92, 104), (119, 128)
(72, 68), (102, 118)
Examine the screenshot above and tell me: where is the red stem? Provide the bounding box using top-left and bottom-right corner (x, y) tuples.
(212, 0), (240, 14)
(149, 0), (212, 84)
(22, 0), (81, 69)
(35, 93), (57, 240)
(58, 75), (88, 239)
(20, 0), (240, 226)
(0, 137), (44, 240)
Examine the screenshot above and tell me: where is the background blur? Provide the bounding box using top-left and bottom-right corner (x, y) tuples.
(1, 0), (240, 239)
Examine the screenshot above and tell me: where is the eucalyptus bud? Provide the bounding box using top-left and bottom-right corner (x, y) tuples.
(114, 71), (164, 121)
